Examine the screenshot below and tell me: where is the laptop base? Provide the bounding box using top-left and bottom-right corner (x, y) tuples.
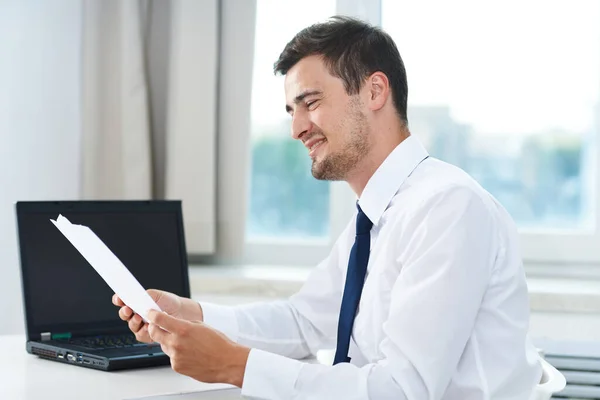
(27, 341), (170, 371)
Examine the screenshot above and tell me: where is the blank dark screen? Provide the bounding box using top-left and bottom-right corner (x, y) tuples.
(19, 210), (188, 330)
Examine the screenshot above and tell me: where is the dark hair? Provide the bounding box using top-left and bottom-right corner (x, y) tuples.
(274, 16), (408, 124)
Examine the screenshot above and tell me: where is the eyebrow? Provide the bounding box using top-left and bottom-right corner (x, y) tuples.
(285, 90), (323, 114)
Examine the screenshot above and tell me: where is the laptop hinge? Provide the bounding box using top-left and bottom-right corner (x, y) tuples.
(41, 332), (51, 341)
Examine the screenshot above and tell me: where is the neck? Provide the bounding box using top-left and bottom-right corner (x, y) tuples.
(346, 127), (410, 197)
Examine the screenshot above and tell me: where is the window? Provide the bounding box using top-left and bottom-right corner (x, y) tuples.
(244, 0), (600, 267)
(382, 0), (600, 264)
(247, 0), (336, 242)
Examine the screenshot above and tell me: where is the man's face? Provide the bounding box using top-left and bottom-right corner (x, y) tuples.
(284, 55), (371, 180)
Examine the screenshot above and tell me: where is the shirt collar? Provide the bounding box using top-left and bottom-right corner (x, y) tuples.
(358, 135), (429, 226)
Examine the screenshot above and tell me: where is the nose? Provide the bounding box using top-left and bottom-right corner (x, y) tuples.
(291, 108), (311, 140)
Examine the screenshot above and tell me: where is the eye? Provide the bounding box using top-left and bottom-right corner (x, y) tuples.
(306, 100), (318, 110)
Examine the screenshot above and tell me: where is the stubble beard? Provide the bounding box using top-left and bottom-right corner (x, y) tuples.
(311, 101), (371, 181)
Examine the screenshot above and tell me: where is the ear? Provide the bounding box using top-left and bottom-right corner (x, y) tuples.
(365, 72), (390, 112)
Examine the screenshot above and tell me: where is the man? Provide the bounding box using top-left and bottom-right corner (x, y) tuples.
(114, 16), (542, 399)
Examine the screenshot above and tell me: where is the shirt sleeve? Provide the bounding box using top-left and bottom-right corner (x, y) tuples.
(201, 222), (351, 359)
(240, 185), (499, 400)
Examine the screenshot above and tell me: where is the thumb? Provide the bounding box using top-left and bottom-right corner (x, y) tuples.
(147, 309), (184, 333)
(147, 289), (164, 302)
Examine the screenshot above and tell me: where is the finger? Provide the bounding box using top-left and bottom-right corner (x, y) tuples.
(128, 314), (144, 333)
(148, 322), (169, 344)
(135, 325), (152, 343)
(158, 342), (171, 357)
(118, 306), (133, 321)
(147, 310), (184, 333)
(112, 294), (125, 307)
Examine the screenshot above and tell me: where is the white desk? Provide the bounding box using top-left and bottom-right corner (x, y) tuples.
(0, 335), (239, 400)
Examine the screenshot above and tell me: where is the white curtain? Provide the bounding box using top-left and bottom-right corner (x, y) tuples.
(81, 0), (227, 254)
(82, 0), (152, 199)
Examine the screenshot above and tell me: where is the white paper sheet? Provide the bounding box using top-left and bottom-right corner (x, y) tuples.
(51, 214), (162, 322)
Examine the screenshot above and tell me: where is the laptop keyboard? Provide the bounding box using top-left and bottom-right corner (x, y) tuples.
(63, 334), (157, 350)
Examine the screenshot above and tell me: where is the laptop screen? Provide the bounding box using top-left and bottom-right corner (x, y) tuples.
(16, 201), (191, 339)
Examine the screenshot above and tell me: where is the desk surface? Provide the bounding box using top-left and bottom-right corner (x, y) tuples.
(0, 335), (237, 400)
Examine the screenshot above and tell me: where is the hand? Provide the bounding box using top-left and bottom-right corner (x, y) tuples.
(112, 289), (203, 343)
(147, 310), (250, 387)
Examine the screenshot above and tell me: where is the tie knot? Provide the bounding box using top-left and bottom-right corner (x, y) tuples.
(355, 205), (373, 235)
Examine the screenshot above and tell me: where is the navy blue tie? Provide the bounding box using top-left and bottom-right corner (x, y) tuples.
(333, 205), (373, 365)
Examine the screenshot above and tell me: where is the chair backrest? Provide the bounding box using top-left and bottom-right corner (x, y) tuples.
(529, 357), (567, 400)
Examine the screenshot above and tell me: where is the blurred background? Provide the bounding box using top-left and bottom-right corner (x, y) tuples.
(2, 0), (600, 376)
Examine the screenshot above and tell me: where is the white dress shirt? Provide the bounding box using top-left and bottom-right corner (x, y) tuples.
(202, 135), (542, 400)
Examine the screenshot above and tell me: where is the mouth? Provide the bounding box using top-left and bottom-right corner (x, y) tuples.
(306, 138), (327, 158)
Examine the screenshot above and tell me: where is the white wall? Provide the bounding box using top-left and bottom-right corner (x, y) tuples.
(0, 0), (82, 334)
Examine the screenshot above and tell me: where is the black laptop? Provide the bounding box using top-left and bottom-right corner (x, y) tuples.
(16, 200), (191, 371)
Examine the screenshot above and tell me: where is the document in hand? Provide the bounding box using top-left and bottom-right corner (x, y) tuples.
(51, 214), (162, 322)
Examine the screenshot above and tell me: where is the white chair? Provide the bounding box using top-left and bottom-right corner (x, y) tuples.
(529, 357), (567, 400)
